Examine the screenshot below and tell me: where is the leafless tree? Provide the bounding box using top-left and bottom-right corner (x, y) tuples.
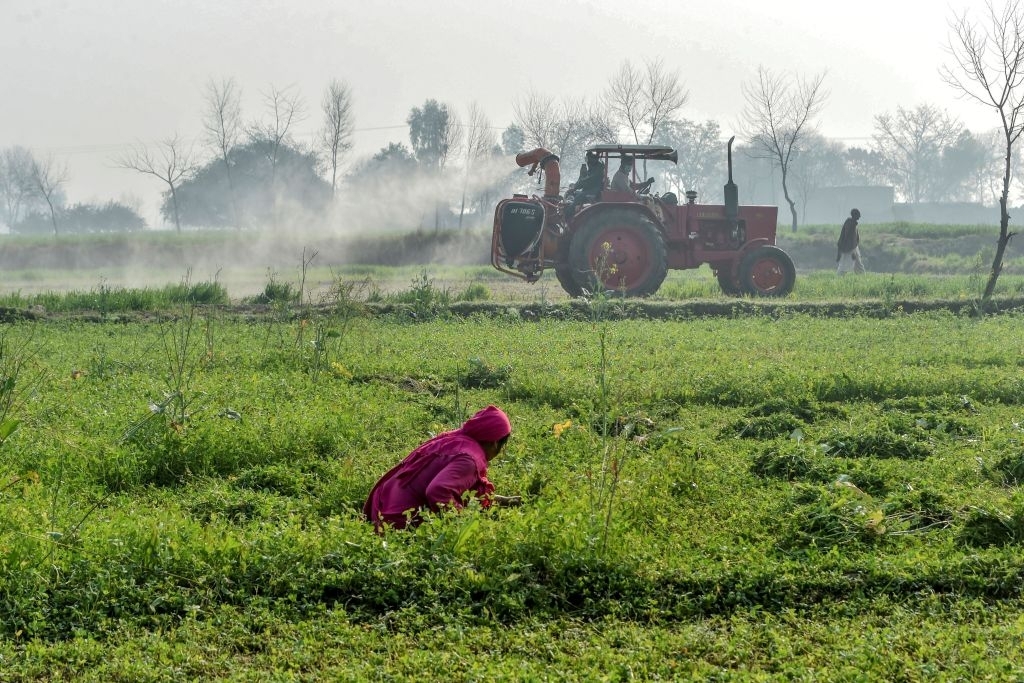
(457, 102), (496, 230)
(512, 91), (615, 192)
(549, 97), (590, 160)
(740, 66), (828, 233)
(513, 93), (604, 153)
(318, 79), (355, 197)
(872, 104), (963, 202)
(249, 84), (306, 230)
(605, 58), (689, 145)
(116, 134), (196, 232)
(458, 101), (497, 229)
(202, 77), (243, 228)
(0, 146), (38, 227)
(789, 133), (851, 220)
(29, 153), (68, 236)
(439, 108), (463, 173)
(251, 84), (306, 179)
(512, 91), (559, 151)
(942, 0), (1024, 302)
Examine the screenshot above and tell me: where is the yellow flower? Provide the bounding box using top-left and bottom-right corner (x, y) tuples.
(553, 419), (572, 438)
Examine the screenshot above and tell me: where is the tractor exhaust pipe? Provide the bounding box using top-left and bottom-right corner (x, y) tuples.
(724, 136), (739, 226)
(516, 148), (562, 199)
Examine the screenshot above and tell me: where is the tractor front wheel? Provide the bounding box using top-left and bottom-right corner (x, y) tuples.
(739, 245), (796, 297)
(715, 265), (743, 297)
(568, 210), (667, 297)
(555, 264), (584, 297)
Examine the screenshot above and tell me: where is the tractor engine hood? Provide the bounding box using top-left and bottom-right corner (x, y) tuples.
(516, 148), (561, 199)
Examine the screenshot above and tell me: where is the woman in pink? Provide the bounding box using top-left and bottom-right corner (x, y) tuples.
(363, 405), (519, 531)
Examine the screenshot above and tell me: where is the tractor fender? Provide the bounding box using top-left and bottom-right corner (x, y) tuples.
(736, 237), (774, 258)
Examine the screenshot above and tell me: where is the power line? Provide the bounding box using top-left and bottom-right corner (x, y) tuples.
(28, 128), (877, 159)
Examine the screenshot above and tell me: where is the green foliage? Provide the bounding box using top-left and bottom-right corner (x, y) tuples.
(750, 441), (830, 481)
(988, 451), (1024, 485)
(251, 270), (298, 305)
(820, 427), (933, 460)
(958, 504), (1024, 547)
(776, 481), (889, 549)
(456, 282), (491, 302)
(460, 356), (512, 389)
(11, 201), (145, 235)
(164, 279), (230, 305)
(166, 137), (331, 228)
(722, 412), (806, 439)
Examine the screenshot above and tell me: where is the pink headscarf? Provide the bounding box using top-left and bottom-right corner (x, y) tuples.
(459, 405), (513, 443)
(393, 405), (511, 475)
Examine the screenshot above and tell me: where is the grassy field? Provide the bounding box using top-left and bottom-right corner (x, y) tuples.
(1, 279), (1024, 679)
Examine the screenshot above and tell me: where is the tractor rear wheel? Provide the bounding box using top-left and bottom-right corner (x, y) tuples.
(739, 245), (796, 297)
(555, 239), (585, 297)
(568, 210), (667, 297)
(555, 264), (584, 297)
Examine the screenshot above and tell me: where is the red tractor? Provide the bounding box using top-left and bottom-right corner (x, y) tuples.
(491, 138), (796, 297)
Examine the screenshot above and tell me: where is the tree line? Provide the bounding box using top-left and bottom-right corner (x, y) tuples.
(0, 3), (1021, 268)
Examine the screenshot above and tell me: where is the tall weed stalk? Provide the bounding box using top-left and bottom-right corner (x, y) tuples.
(122, 271), (210, 442)
(584, 243), (628, 554)
(307, 276), (368, 383)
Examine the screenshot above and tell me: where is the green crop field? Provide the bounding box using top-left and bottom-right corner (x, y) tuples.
(1, 273), (1024, 680)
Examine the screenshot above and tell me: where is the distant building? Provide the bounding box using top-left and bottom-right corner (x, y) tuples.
(892, 202), (997, 226)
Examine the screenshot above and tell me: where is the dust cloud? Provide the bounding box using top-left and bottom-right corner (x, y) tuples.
(0, 153), (521, 301)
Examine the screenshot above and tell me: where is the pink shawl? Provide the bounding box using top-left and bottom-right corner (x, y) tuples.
(363, 406), (512, 528)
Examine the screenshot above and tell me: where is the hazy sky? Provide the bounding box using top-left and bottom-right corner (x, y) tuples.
(1, 0), (987, 227)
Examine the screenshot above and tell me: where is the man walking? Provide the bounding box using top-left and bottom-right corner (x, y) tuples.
(836, 208), (865, 274)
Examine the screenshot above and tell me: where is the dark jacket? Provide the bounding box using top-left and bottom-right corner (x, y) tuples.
(575, 161), (605, 199)
(836, 217), (860, 261)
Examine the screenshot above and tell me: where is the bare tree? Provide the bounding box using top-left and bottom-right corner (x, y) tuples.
(457, 102), (496, 230)
(0, 146), (38, 227)
(872, 104), (963, 202)
(740, 66), (828, 233)
(942, 0), (1024, 302)
(440, 107), (463, 173)
(116, 135), (196, 232)
(512, 91), (615, 183)
(513, 93), (595, 152)
(318, 79), (355, 197)
(249, 84), (306, 230)
(202, 77), (243, 228)
(789, 133), (851, 220)
(512, 91), (558, 151)
(605, 58), (689, 145)
(29, 153), (68, 236)
(251, 84), (306, 178)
